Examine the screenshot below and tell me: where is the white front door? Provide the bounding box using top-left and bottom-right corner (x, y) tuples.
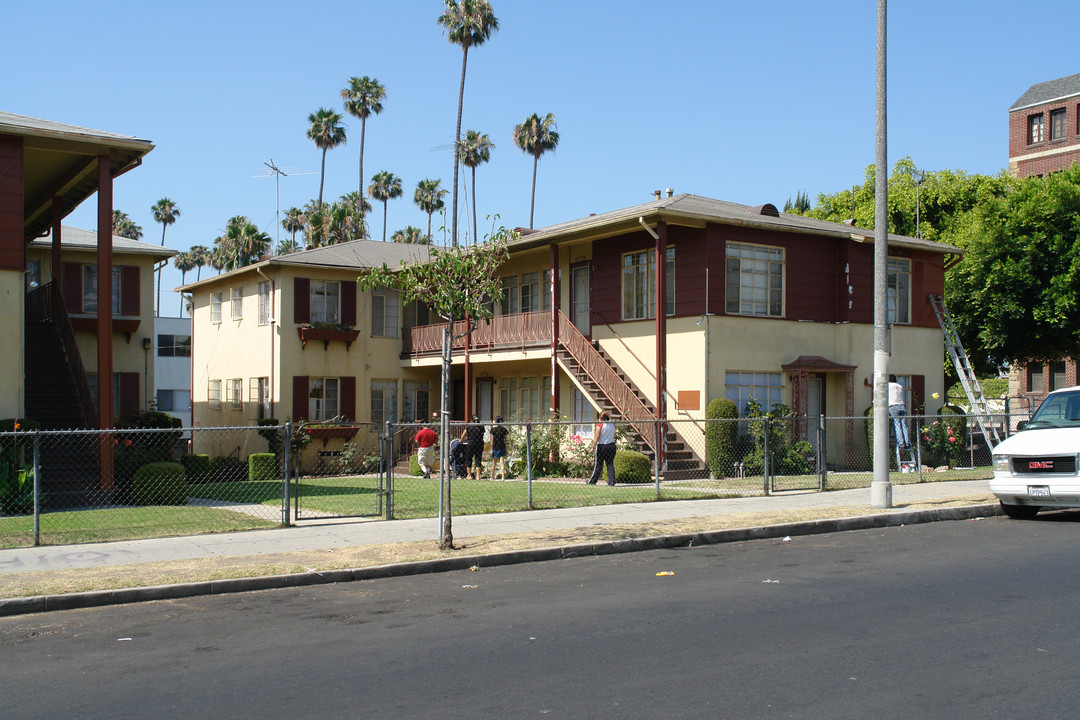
(571, 265), (590, 335)
(477, 380), (493, 424)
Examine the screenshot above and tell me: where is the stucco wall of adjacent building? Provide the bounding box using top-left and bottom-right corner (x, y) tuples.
(0, 270), (24, 419)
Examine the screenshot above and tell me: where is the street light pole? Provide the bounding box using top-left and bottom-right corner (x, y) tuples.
(872, 0), (893, 508)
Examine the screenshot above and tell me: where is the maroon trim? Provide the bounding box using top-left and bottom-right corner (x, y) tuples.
(120, 265), (139, 316)
(293, 277), (310, 324)
(340, 376), (356, 422)
(292, 375), (309, 422)
(340, 280), (357, 326)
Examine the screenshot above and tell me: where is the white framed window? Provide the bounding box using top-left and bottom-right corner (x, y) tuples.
(1051, 108), (1067, 141)
(499, 271), (557, 315)
(621, 248), (674, 320)
(310, 280), (340, 325)
(371, 287), (400, 338)
(309, 377), (339, 421)
(227, 378), (242, 410)
(725, 371), (783, 417)
(210, 292), (223, 323)
(157, 334), (191, 357)
(209, 379), (222, 410)
(82, 265), (121, 314)
(499, 377), (518, 419)
(500, 275), (519, 315)
(1029, 113), (1044, 144)
(887, 257), (911, 325)
(258, 281), (271, 325)
(498, 376), (552, 420)
(520, 272), (540, 313)
(371, 379), (398, 425)
(230, 287), (243, 320)
(250, 377), (270, 419)
(571, 388), (596, 438)
(403, 380), (430, 422)
(726, 242), (783, 317)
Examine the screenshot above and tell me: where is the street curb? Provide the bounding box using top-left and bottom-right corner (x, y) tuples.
(0, 503), (1002, 617)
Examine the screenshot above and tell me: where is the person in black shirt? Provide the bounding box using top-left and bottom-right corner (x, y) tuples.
(489, 416), (509, 481)
(461, 414), (485, 480)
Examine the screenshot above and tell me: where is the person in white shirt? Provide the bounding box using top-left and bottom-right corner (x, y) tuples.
(888, 375), (910, 449)
(588, 411), (617, 486)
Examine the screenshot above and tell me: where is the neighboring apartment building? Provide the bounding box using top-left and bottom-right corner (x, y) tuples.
(155, 316), (192, 426)
(185, 192), (959, 474)
(1009, 72), (1080, 178)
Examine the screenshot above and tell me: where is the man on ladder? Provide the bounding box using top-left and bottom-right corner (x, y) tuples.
(889, 375), (916, 472)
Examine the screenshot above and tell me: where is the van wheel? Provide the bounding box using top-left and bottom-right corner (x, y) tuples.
(1001, 502), (1040, 520)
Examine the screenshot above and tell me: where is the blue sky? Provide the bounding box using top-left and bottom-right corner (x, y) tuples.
(5, 1), (1076, 316)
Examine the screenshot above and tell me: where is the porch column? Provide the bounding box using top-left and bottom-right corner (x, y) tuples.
(845, 369), (855, 445)
(463, 317), (471, 421)
(51, 198), (63, 305)
(550, 243), (559, 415)
(97, 154), (115, 489)
(655, 222), (667, 470)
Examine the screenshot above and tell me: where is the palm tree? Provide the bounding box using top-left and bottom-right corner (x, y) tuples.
(213, 216), (271, 271)
(151, 198), (181, 316)
(111, 209), (143, 240)
(282, 207), (306, 250)
(391, 226), (429, 244)
(306, 108), (347, 207)
(172, 250), (196, 316)
(277, 237), (302, 255)
(512, 112), (560, 229)
(414, 178), (447, 244)
(368, 171), (403, 242)
(189, 244), (211, 280)
(340, 76), (386, 196)
(459, 129), (494, 244)
(438, 0), (499, 246)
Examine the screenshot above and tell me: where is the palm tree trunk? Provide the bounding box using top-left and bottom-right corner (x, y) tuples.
(427, 211), (433, 244)
(382, 200), (388, 242)
(530, 155), (539, 229)
(318, 148), (327, 207)
(178, 270), (187, 315)
(359, 118), (367, 196)
(471, 166), (479, 245)
(451, 47), (469, 247)
(157, 225), (167, 316)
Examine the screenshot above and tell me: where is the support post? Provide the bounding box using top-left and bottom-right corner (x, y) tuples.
(655, 222), (667, 472)
(97, 154), (115, 490)
(283, 423), (292, 525)
(550, 243), (560, 415)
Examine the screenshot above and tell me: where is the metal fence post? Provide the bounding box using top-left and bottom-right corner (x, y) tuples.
(32, 432), (41, 546)
(525, 421), (533, 509)
(818, 415), (827, 491)
(763, 415), (771, 495)
(384, 421), (393, 520)
(653, 419), (661, 497)
(282, 423), (292, 526)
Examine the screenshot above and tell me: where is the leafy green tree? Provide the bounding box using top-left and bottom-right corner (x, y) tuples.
(341, 76), (386, 195)
(414, 178), (447, 243)
(151, 198), (181, 317)
(512, 112), (559, 228)
(306, 108), (347, 207)
(459, 129), (493, 245)
(438, 0), (499, 246)
(111, 209), (143, 240)
(392, 226), (429, 244)
(172, 250), (196, 315)
(358, 227), (514, 548)
(368, 170), (403, 242)
(783, 191), (810, 214)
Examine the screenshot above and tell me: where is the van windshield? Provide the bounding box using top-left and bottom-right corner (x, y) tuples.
(1027, 390), (1080, 429)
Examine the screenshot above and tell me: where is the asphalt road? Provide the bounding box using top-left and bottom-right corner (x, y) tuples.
(3, 513), (1079, 719)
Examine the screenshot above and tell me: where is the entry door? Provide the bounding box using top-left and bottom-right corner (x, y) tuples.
(807, 376), (823, 456)
(476, 379), (494, 424)
(571, 265), (590, 335)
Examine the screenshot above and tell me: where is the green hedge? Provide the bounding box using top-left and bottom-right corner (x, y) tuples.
(249, 453), (278, 481)
(180, 454), (212, 484)
(614, 450), (652, 484)
(131, 462), (188, 505)
(210, 456), (247, 483)
(705, 398), (738, 478)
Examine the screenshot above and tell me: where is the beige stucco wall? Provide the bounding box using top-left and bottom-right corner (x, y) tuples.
(0, 270), (25, 419)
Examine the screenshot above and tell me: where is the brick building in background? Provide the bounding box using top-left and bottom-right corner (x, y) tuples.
(1009, 72), (1080, 178)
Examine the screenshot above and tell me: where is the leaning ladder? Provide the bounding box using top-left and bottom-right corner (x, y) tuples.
(927, 294), (1003, 449)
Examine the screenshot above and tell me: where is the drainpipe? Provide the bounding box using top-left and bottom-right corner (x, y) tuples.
(550, 243), (559, 415)
(256, 266), (276, 419)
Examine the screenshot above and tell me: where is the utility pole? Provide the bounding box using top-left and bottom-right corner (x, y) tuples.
(872, 0), (892, 508)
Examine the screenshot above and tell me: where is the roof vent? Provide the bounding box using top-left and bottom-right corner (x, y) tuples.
(749, 203), (780, 217)
(843, 218), (856, 226)
(665, 188), (674, 198)
(653, 190), (661, 200)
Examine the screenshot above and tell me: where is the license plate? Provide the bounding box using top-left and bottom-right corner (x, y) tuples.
(1028, 485), (1052, 499)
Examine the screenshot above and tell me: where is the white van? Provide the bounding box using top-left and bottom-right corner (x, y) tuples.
(990, 385), (1080, 519)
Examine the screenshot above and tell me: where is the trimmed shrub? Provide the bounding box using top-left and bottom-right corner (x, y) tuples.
(705, 398), (738, 478)
(614, 449), (652, 484)
(919, 405), (967, 467)
(209, 456), (247, 483)
(180, 454), (212, 484)
(131, 462), (188, 505)
(249, 453), (278, 481)
(409, 454), (422, 476)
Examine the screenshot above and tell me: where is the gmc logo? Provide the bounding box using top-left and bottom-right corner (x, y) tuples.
(1029, 461), (1054, 470)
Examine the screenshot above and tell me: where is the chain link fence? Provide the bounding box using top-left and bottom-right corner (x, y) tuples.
(0, 409), (1010, 548)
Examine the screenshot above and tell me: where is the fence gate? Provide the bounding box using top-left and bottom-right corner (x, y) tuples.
(290, 422), (388, 521)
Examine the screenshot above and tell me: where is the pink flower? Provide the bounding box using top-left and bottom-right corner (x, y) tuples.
(948, 436), (956, 443)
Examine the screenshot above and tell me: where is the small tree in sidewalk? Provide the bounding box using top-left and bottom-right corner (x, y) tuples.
(357, 227), (513, 548)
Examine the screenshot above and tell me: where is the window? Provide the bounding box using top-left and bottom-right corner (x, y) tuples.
(310, 280), (340, 324)
(499, 377), (518, 419)
(1051, 109), (1067, 141)
(499, 376), (551, 420)
(258, 281), (270, 325)
(371, 379), (398, 425)
(1028, 365), (1044, 394)
(371, 287), (400, 338)
(309, 377), (339, 421)
(82, 265), (121, 314)
(157, 334), (191, 357)
(157, 389), (190, 413)
(230, 287), (243, 320)
(1051, 363), (1067, 391)
(725, 371), (783, 416)
(887, 258), (911, 325)
(621, 247), (675, 320)
(210, 293), (223, 323)
(156, 389), (174, 411)
(403, 380), (430, 422)
(500, 275), (519, 315)
(227, 378), (242, 410)
(499, 270), (556, 315)
(26, 260), (40, 290)
(209, 379), (222, 410)
(403, 299), (430, 329)
(1029, 113), (1044, 144)
(571, 388), (596, 438)
(726, 243), (783, 317)
(250, 377), (270, 419)
(520, 272), (540, 313)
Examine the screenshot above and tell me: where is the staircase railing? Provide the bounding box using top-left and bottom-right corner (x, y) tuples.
(557, 310), (655, 451)
(26, 282), (97, 428)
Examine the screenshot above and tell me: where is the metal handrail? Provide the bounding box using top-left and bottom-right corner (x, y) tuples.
(26, 283), (97, 428)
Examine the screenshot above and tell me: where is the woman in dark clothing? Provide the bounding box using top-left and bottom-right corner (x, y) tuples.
(489, 416), (509, 480)
(461, 415), (485, 480)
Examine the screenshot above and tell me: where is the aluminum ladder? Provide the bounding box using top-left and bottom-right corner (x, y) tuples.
(927, 294), (1003, 449)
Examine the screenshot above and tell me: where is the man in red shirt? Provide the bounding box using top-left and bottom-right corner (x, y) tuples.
(415, 423), (438, 479)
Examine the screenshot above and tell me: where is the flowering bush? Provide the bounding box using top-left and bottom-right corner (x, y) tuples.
(920, 407), (967, 467)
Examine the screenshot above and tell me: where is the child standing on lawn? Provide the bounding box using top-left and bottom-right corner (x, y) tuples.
(489, 416), (509, 481)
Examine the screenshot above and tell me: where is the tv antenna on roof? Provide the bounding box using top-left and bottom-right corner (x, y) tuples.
(254, 160), (314, 251)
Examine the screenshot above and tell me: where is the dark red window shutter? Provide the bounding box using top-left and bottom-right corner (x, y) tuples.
(62, 262), (82, 312)
(120, 372), (140, 421)
(341, 281), (357, 326)
(912, 260), (924, 323)
(340, 376), (356, 422)
(121, 265), (140, 316)
(293, 278), (310, 324)
(292, 375), (309, 422)
(911, 375), (925, 415)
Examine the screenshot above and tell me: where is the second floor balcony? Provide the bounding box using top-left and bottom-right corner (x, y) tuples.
(402, 311), (553, 358)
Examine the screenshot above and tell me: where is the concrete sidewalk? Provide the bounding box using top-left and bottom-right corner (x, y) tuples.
(1, 480), (994, 575)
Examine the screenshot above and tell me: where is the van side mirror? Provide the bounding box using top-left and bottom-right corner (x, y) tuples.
(1017, 420), (1028, 432)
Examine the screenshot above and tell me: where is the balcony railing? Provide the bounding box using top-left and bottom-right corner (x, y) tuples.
(26, 282), (97, 428)
(403, 311), (553, 356)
